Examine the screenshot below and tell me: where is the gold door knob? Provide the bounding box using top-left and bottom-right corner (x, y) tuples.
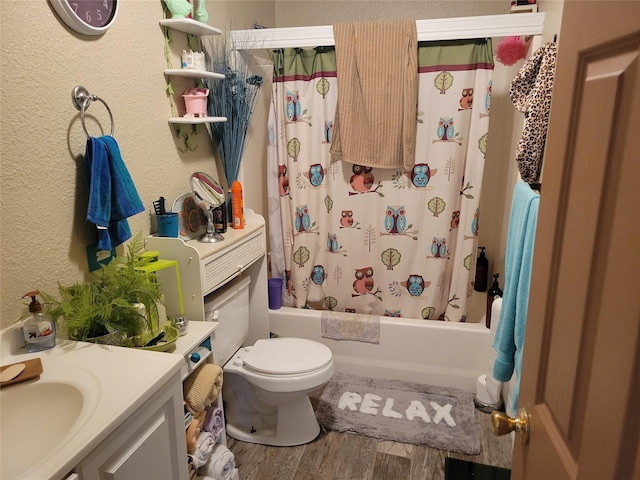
(491, 408), (530, 444)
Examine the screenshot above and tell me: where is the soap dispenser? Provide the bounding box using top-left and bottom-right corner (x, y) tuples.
(485, 274), (503, 329)
(20, 291), (56, 352)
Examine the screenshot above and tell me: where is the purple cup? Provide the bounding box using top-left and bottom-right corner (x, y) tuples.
(268, 278), (283, 309)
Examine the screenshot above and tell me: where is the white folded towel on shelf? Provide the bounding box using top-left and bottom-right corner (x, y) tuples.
(197, 443), (235, 480)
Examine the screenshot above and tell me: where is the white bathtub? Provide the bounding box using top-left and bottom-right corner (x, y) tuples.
(268, 307), (492, 393)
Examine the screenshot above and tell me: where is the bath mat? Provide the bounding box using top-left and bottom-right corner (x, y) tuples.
(315, 372), (481, 455)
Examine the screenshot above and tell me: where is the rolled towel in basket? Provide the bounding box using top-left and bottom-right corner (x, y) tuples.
(183, 363), (223, 415)
(197, 443), (235, 480)
(189, 431), (216, 469)
(186, 410), (206, 454)
(203, 406), (225, 439)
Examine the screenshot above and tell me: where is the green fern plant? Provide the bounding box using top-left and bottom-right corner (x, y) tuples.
(41, 233), (162, 342)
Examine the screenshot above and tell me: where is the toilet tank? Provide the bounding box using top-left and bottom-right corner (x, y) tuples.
(204, 274), (251, 366)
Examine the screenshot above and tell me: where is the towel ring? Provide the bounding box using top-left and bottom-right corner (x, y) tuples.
(71, 86), (114, 138)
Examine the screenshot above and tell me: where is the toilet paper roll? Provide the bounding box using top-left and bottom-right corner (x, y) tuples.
(476, 374), (492, 404)
(476, 373), (502, 406)
(485, 374), (502, 405)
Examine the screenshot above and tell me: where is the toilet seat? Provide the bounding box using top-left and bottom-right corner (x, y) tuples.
(243, 338), (333, 375)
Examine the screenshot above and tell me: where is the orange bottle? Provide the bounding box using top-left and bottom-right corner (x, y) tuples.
(231, 181), (245, 229)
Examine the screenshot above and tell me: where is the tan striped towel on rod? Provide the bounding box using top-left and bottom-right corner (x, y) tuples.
(330, 19), (418, 170)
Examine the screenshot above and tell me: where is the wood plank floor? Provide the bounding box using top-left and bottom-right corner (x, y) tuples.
(227, 408), (512, 480)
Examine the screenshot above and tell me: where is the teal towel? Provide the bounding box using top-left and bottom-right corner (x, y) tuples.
(85, 136), (144, 251)
(492, 182), (540, 414)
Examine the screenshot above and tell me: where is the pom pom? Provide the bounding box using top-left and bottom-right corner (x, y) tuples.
(495, 36), (530, 66)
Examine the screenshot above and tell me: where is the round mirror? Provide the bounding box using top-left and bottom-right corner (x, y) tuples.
(190, 172), (226, 243)
(191, 172), (225, 207)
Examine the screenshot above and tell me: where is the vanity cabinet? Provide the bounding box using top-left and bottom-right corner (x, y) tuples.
(74, 370), (188, 480)
(72, 322), (239, 480)
(160, 18), (227, 125)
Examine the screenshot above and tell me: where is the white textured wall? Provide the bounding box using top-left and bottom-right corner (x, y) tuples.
(0, 0), (275, 327)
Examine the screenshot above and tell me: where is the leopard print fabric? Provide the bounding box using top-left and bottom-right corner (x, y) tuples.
(510, 42), (558, 184)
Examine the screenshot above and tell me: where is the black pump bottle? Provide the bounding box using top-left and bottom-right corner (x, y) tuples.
(474, 247), (488, 292)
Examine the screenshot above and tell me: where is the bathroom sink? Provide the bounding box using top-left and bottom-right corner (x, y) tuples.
(0, 326), (183, 480)
(0, 364), (99, 480)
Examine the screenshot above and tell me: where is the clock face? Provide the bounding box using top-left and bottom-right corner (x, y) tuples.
(67, 0), (117, 28)
(51, 0), (119, 35)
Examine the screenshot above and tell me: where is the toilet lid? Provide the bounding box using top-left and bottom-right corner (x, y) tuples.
(243, 338), (332, 375)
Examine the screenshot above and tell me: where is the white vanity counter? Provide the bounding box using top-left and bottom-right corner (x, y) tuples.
(0, 328), (185, 480)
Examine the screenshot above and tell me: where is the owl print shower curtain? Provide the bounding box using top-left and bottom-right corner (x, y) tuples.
(267, 40), (494, 322)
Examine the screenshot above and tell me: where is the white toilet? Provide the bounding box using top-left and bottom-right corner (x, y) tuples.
(206, 275), (335, 447)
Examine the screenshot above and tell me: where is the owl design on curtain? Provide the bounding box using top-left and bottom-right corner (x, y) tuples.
(402, 274), (429, 296)
(349, 165), (374, 193)
(459, 88), (474, 110)
(295, 205), (311, 232)
(324, 121), (333, 143)
(437, 117), (455, 141)
(340, 210), (354, 228)
(384, 206), (407, 234)
(410, 164), (434, 188)
(431, 237), (448, 258)
(353, 267), (374, 295)
(305, 164), (324, 187)
(311, 265), (327, 286)
(286, 90), (302, 122)
(327, 233), (339, 252)
(278, 165), (289, 196)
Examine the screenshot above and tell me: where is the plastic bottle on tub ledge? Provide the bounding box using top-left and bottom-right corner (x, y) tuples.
(486, 274), (503, 328)
(231, 181), (245, 229)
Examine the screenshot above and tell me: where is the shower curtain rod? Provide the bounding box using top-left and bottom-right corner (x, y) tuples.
(230, 12), (545, 50)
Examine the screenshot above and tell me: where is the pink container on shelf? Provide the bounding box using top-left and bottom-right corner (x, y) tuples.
(182, 87), (209, 116)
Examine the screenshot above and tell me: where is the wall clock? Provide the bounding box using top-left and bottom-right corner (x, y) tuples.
(50, 0), (119, 35)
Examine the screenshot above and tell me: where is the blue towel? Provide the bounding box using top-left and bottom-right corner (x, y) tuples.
(492, 182), (540, 414)
(85, 136), (144, 251)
